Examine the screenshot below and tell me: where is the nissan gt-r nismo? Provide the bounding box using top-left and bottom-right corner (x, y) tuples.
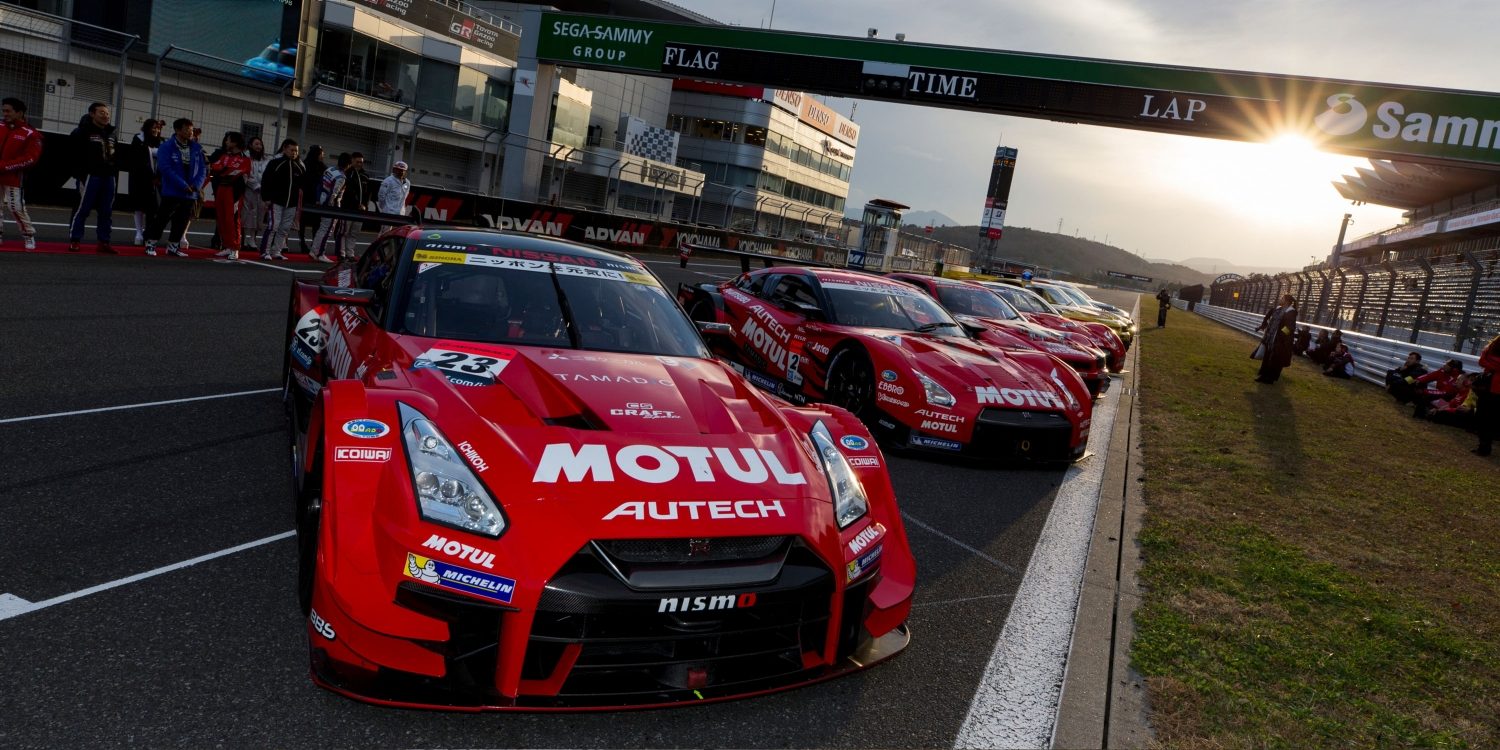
(282, 227), (915, 709)
(680, 267), (1093, 463)
(979, 281), (1128, 370)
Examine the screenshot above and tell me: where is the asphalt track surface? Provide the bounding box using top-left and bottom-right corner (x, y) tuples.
(0, 233), (1137, 749)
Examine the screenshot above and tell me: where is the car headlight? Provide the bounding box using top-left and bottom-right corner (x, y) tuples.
(913, 370), (956, 408)
(398, 403), (505, 538)
(1048, 367), (1082, 412)
(810, 421), (868, 529)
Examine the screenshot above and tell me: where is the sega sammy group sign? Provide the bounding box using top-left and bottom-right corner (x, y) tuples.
(535, 12), (1500, 169)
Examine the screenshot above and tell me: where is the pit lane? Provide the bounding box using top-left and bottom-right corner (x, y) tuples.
(0, 248), (1133, 749)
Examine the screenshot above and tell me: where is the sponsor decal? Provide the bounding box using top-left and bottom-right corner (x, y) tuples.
(876, 391), (910, 409)
(535, 444), (807, 485)
(877, 418), (897, 430)
(846, 544), (883, 582)
(877, 381), (905, 396)
(739, 307), (794, 371)
(554, 373), (676, 386)
(457, 441), (489, 472)
(808, 341), (831, 356)
(920, 419), (960, 434)
(839, 435), (869, 451)
(309, 609), (336, 640)
(914, 408), (964, 424)
(911, 435), (963, 452)
(741, 367), (780, 392)
(292, 308), (327, 353)
(657, 592), (756, 613)
(292, 370), (321, 396)
(421, 533), (496, 569)
(1311, 93), (1500, 152)
(404, 553), (516, 604)
(609, 402), (681, 420)
(324, 329), (354, 380)
(848, 456), (881, 468)
(847, 522), (885, 555)
(821, 279), (925, 298)
(412, 344), (516, 386)
(880, 369), (898, 383)
(342, 419), (389, 439)
(603, 499), (787, 521)
(975, 385), (1066, 409)
(334, 446), (391, 462)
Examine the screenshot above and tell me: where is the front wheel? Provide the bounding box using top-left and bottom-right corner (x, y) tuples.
(295, 445), (322, 616)
(825, 348), (875, 418)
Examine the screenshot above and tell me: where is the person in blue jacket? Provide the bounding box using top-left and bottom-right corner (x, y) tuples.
(143, 117), (206, 257)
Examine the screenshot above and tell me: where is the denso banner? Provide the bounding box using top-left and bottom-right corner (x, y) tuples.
(536, 11), (1500, 169)
(405, 185), (847, 264)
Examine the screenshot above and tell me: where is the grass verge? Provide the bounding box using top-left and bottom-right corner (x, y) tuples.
(1130, 300), (1498, 749)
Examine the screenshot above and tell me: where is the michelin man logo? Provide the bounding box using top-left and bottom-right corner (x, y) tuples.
(1313, 93), (1367, 136)
(407, 554), (441, 583)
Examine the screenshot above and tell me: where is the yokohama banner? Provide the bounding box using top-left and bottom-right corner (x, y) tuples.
(977, 146), (1018, 240)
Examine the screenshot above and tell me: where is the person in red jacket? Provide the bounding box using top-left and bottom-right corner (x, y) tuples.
(0, 97), (43, 251)
(1475, 334), (1500, 457)
(208, 131), (251, 260)
(1410, 359), (1464, 417)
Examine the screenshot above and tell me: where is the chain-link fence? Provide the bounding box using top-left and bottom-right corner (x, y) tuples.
(1210, 247), (1500, 354)
(0, 3), (137, 126)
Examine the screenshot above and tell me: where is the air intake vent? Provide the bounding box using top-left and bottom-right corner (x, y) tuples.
(596, 535), (788, 564)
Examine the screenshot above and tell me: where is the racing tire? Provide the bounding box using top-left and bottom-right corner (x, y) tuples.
(687, 296), (717, 323)
(295, 444), (323, 616)
(825, 347), (875, 419)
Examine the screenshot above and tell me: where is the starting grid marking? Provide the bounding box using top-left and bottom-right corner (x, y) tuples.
(0, 388), (280, 425)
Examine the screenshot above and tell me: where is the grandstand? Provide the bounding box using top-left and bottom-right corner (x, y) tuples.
(1211, 160), (1500, 353)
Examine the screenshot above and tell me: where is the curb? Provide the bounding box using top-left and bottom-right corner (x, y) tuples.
(1053, 310), (1153, 748)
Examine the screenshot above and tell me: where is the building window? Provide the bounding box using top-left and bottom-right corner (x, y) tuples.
(744, 126), (767, 147)
(453, 66), (485, 121)
(373, 44), (419, 105)
(415, 59), (459, 115)
(479, 77), (510, 129)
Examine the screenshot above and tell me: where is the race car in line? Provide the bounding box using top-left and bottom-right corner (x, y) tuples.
(1042, 279), (1135, 320)
(987, 278), (1137, 349)
(979, 280), (1129, 370)
(680, 267), (1093, 463)
(282, 227), (915, 709)
(886, 272), (1110, 397)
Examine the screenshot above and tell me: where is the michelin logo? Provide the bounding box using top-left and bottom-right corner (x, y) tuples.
(404, 553), (516, 604)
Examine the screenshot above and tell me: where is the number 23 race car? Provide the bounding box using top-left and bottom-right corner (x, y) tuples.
(282, 227), (915, 709)
(680, 267), (1093, 463)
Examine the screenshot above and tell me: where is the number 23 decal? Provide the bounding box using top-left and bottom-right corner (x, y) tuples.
(412, 346), (515, 385)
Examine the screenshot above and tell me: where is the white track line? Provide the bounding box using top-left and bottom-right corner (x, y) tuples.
(235, 258), (324, 273)
(0, 531), (294, 622)
(953, 362), (1123, 749)
(0, 388), (279, 425)
(902, 512), (1022, 576)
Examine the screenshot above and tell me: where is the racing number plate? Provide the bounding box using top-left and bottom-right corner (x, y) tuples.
(412, 345), (517, 386)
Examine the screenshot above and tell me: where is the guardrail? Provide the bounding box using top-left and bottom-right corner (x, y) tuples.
(1187, 301), (1481, 385)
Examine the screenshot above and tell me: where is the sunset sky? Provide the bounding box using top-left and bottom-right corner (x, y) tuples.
(682, 0), (1500, 270)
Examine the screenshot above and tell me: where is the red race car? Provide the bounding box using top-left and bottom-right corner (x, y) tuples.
(887, 273), (1110, 397)
(978, 281), (1126, 372)
(680, 267), (1093, 462)
(283, 227), (914, 709)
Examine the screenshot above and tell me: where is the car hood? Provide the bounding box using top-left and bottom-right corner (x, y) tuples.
(961, 315), (1102, 362)
(848, 327), (1070, 408)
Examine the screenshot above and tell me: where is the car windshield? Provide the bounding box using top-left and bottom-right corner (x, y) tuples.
(988, 284), (1056, 314)
(936, 284), (1020, 320)
(823, 278), (963, 333)
(397, 252), (708, 357)
(1039, 284), (1092, 306)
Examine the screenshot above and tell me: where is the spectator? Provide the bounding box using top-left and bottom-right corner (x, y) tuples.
(1293, 326), (1312, 357)
(377, 160), (411, 217)
(1474, 334), (1500, 457)
(128, 118), (164, 246)
(309, 152), (350, 263)
(0, 97), (42, 251)
(143, 117), (204, 258)
(1384, 352), (1428, 403)
(208, 132), (251, 260)
(1308, 329), (1332, 364)
(68, 102), (118, 253)
(298, 145), (325, 249)
(1155, 288), (1171, 328)
(335, 151), (369, 260)
(1322, 343), (1355, 379)
(243, 136), (269, 254)
(1253, 294), (1298, 384)
(1410, 359), (1465, 418)
(1422, 373), (1478, 428)
(258, 138), (303, 261)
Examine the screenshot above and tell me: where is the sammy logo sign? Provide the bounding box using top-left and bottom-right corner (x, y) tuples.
(1312, 92), (1500, 156)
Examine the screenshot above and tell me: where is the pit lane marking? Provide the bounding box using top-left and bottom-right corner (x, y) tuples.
(0, 531), (294, 622)
(952, 298), (1135, 750)
(0, 388), (278, 425)
(233, 258), (326, 274)
(912, 593), (1016, 609)
(901, 512), (1022, 577)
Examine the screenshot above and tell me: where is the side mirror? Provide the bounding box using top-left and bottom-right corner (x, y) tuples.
(787, 300), (826, 322)
(957, 317), (987, 337)
(319, 285), (375, 306)
(696, 320), (734, 338)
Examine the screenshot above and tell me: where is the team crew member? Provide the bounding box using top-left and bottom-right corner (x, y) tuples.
(209, 132), (252, 261)
(377, 160), (411, 216)
(68, 102), (118, 253)
(243, 136), (268, 253)
(259, 138), (304, 260)
(129, 118), (164, 246)
(143, 118), (205, 258)
(335, 151), (369, 260)
(0, 97), (42, 251)
(309, 152), (350, 263)
(1155, 287), (1171, 328)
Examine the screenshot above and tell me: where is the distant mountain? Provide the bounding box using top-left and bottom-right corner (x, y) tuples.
(909, 224), (1216, 288)
(900, 209), (961, 228)
(1172, 256), (1298, 277)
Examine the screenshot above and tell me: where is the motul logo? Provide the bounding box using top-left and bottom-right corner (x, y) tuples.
(533, 444), (807, 485)
(658, 592), (757, 612)
(976, 385), (1065, 409)
(334, 447), (390, 462)
(421, 534), (495, 569)
(848, 523), (884, 555)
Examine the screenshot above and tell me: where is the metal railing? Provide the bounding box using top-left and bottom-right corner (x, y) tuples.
(1210, 248), (1500, 354)
(1188, 301), (1480, 386)
(151, 45), (294, 144)
(0, 2), (137, 124)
